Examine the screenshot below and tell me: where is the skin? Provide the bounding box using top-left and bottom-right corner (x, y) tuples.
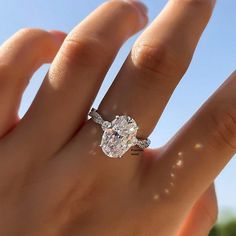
(2, 0), (236, 235)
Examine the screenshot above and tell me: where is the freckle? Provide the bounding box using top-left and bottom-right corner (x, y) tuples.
(194, 143), (203, 150)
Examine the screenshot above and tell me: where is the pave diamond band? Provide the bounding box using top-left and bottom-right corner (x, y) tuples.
(88, 108), (151, 158)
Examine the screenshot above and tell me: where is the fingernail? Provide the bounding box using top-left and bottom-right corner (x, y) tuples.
(130, 0), (148, 17)
(123, 0), (148, 26)
(48, 30), (67, 44)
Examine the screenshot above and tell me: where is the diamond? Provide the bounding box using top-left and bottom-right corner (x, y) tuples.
(102, 121), (112, 130)
(89, 108), (151, 158)
(100, 115), (138, 158)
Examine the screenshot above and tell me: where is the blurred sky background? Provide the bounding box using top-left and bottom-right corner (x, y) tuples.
(0, 0), (235, 221)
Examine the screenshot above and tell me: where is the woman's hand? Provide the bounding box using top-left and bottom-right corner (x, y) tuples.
(0, 0), (232, 235)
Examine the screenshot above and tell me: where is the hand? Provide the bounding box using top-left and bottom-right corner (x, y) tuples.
(0, 0), (232, 235)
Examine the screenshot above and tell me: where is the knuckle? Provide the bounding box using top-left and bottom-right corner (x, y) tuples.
(208, 105), (236, 151)
(131, 42), (188, 78)
(60, 37), (109, 67)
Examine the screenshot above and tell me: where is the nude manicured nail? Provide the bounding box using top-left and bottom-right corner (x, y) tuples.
(48, 30), (67, 43)
(122, 0), (148, 26)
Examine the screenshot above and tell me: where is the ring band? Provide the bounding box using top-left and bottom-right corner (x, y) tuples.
(88, 108), (151, 158)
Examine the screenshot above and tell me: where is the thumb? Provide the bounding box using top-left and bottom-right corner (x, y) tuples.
(177, 184), (218, 236)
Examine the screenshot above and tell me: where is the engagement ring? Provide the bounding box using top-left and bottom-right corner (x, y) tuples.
(88, 108), (151, 158)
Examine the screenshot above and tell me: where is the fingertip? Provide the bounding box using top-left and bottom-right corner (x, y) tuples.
(48, 30), (67, 44)
(124, 0), (148, 18)
(123, 0), (149, 28)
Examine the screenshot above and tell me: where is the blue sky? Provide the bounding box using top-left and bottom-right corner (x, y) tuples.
(1, 0), (236, 220)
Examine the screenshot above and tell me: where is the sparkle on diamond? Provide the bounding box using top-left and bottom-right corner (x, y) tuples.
(101, 115), (138, 158)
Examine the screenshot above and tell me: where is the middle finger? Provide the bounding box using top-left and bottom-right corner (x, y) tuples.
(97, 0), (215, 140)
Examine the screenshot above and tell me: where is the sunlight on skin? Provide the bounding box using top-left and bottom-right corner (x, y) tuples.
(178, 151), (183, 157)
(153, 193), (160, 201)
(92, 140), (99, 147)
(151, 142), (206, 201)
(100, 103), (129, 117)
(88, 150), (97, 156)
(87, 126), (100, 156)
(194, 143), (204, 150)
(88, 131), (202, 201)
(88, 141), (99, 156)
(170, 173), (176, 179)
(152, 151), (185, 201)
(176, 159), (184, 168)
(164, 188), (170, 195)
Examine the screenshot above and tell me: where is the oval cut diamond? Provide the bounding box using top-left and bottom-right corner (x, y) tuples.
(100, 115), (138, 158)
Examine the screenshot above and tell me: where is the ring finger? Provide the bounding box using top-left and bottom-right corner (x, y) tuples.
(5, 0), (148, 162)
(53, 0), (216, 192)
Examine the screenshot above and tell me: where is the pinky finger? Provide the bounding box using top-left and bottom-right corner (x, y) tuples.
(177, 184), (218, 236)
